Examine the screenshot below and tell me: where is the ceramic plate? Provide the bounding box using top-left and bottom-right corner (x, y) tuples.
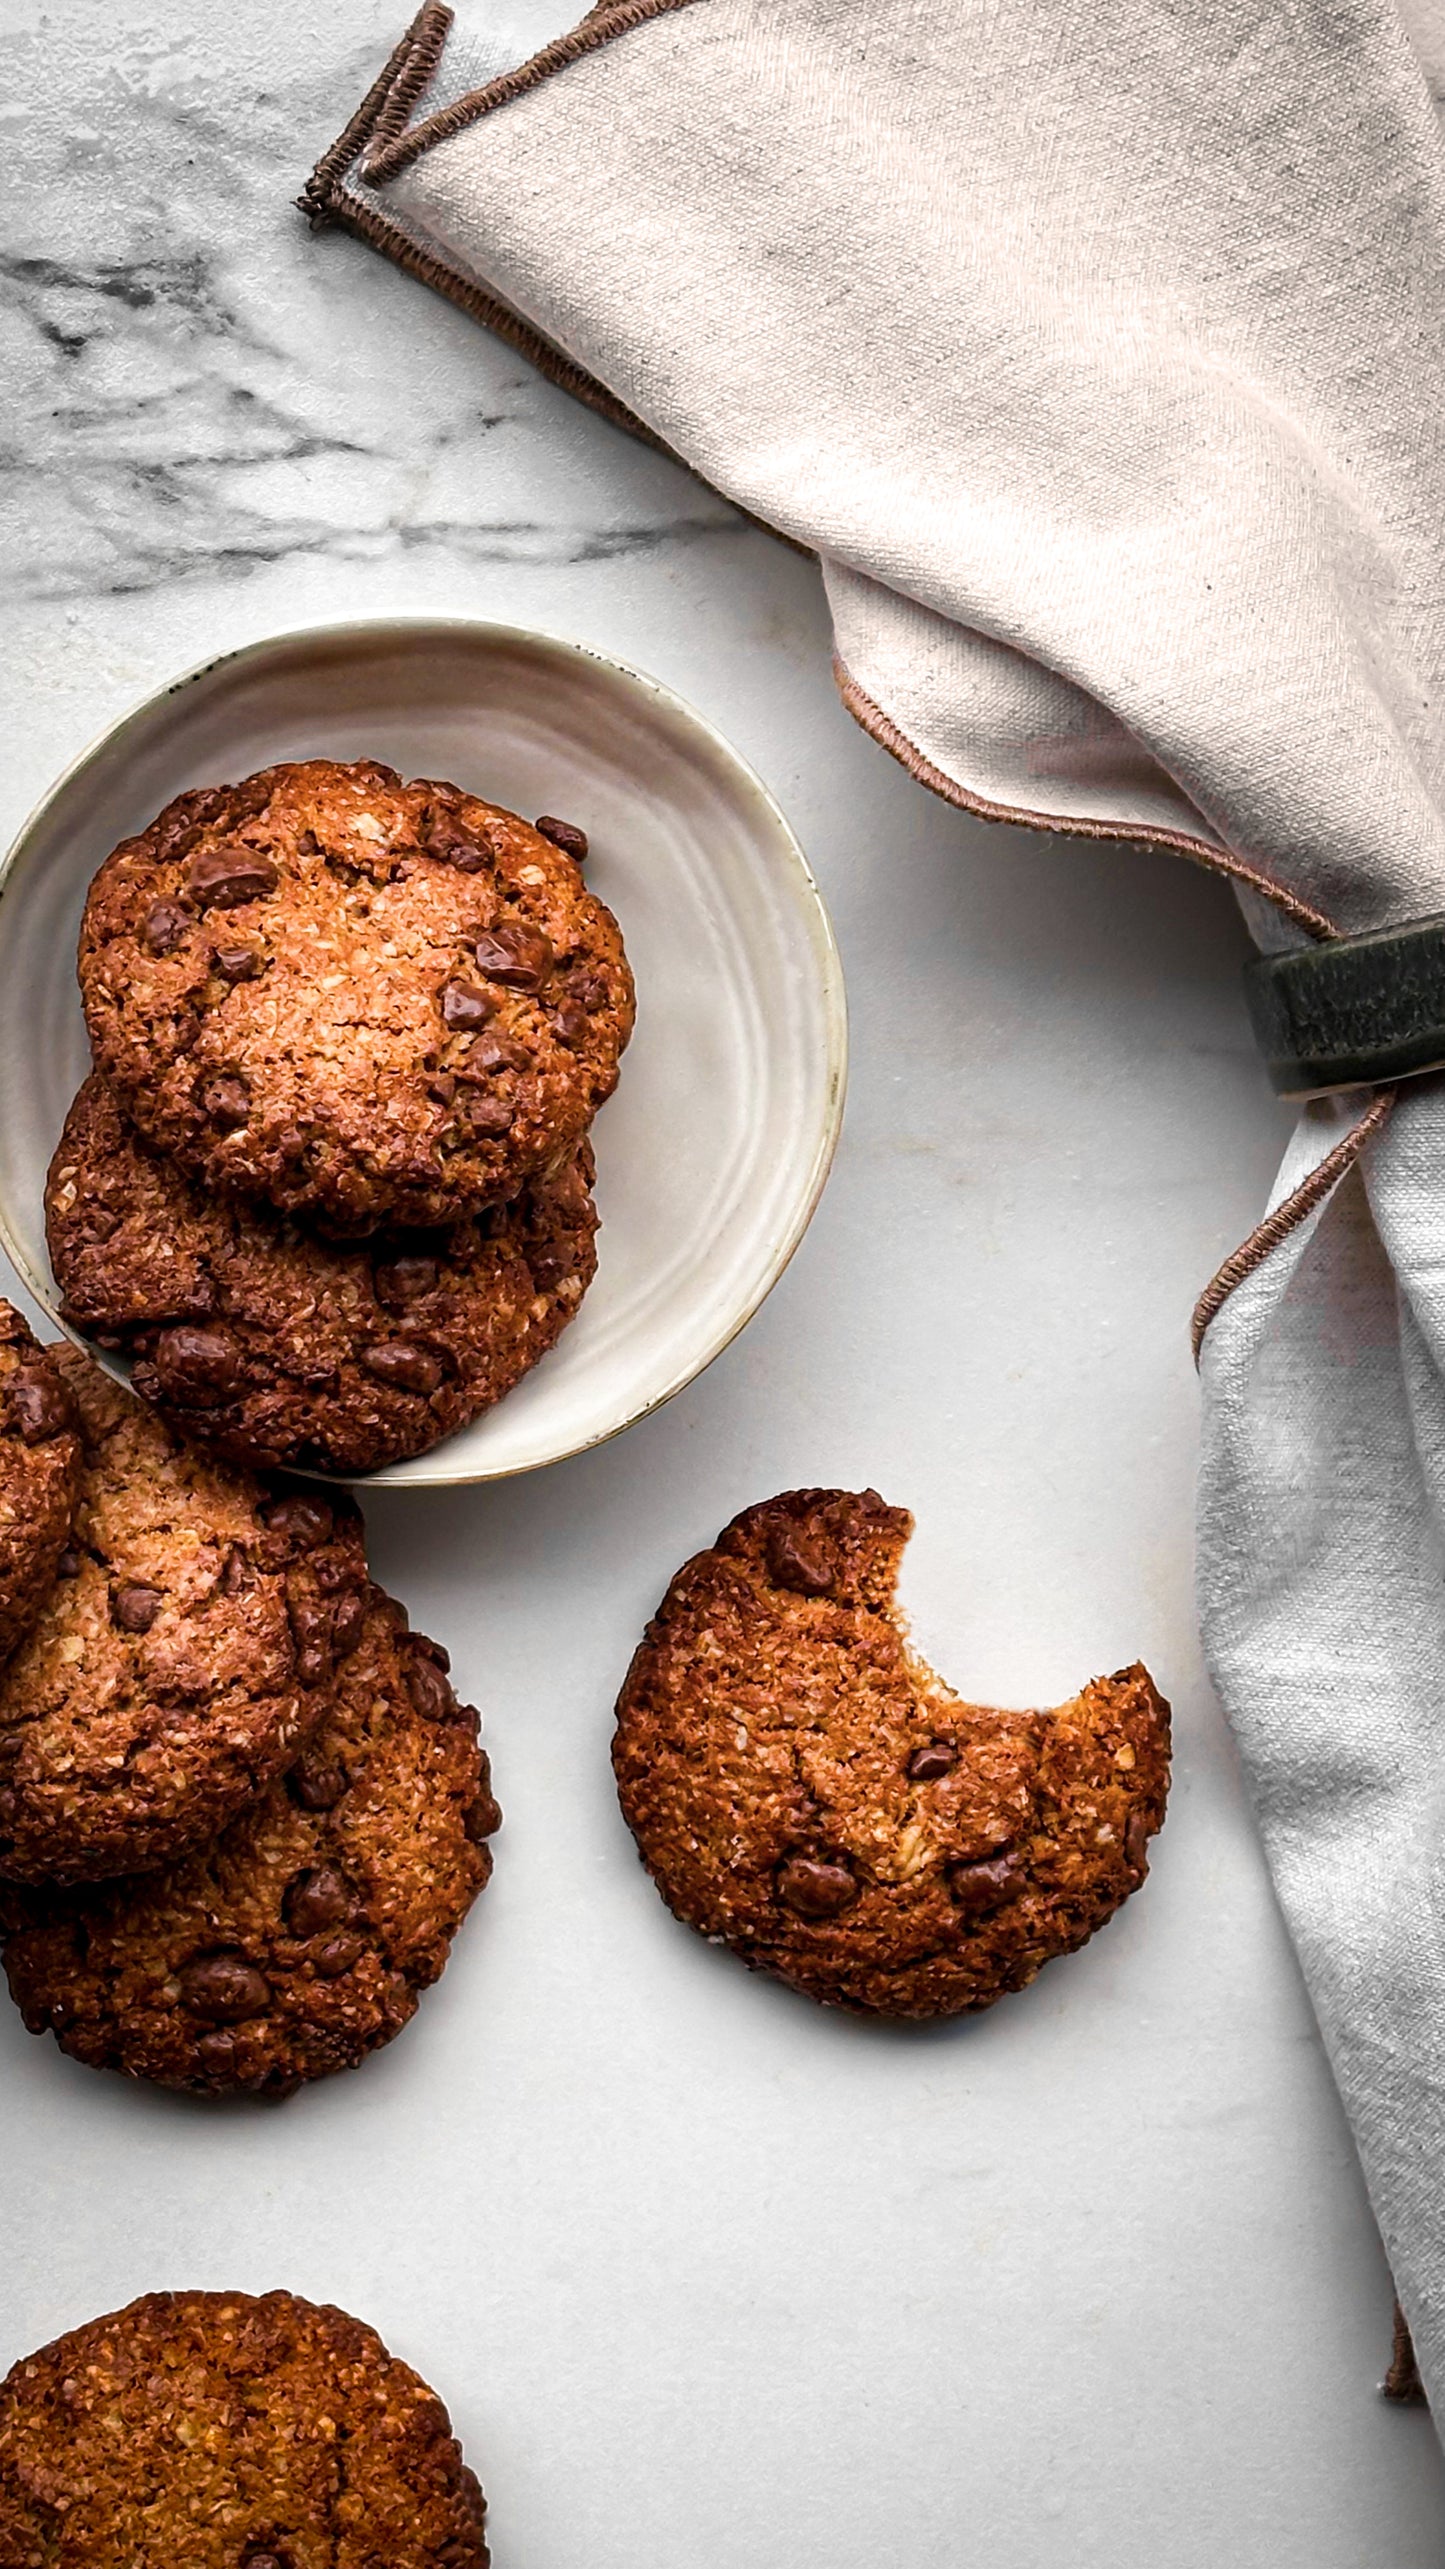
(0, 620), (846, 1486)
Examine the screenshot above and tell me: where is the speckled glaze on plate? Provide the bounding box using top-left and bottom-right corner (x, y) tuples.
(0, 620), (847, 1487)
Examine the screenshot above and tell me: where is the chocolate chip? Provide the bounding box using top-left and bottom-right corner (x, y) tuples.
(534, 814), (588, 863)
(177, 1951), (271, 2023)
(572, 971), (610, 1012)
(765, 1524), (834, 1596)
(295, 1641), (332, 1688)
(415, 1633), (448, 1668)
(151, 1325), (241, 1407)
(947, 1850), (1025, 1917)
(776, 1854), (859, 1918)
(374, 1254), (439, 1309)
(361, 1340), (443, 1395)
(455, 1091), (514, 1137)
(242, 2549), (291, 2569)
(331, 1588), (366, 1659)
(212, 943), (261, 983)
(1124, 1810), (1150, 1874)
(111, 1582), (162, 1634)
(460, 1031), (520, 1075)
(312, 1549), (357, 1595)
(287, 1751), (348, 1813)
(427, 1072), (457, 1105)
(551, 997), (589, 1047)
(218, 1546), (252, 1596)
(142, 898), (190, 955)
(907, 1741), (957, 1781)
(195, 2030), (240, 2078)
(312, 1932), (364, 1979)
(425, 807), (493, 872)
(9, 1371), (73, 1445)
(473, 922), (553, 991)
(201, 1074), (250, 1130)
(261, 1495), (334, 1551)
(529, 1242), (575, 1292)
(464, 1786), (501, 1843)
(56, 1548), (81, 1579)
(440, 980), (497, 1032)
(185, 848), (280, 910)
(406, 1651), (455, 1722)
(283, 1865), (354, 1936)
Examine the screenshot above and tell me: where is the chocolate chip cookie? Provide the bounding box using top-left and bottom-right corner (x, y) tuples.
(48, 1074), (599, 1475)
(0, 2288), (489, 2568)
(78, 759), (633, 1233)
(4, 1585), (499, 2094)
(613, 1488), (1170, 2017)
(0, 1306), (81, 1672)
(0, 1346), (367, 1885)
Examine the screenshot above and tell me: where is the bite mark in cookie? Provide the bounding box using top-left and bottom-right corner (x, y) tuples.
(612, 1488), (1170, 2017)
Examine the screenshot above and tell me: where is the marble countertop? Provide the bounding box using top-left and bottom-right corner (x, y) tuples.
(4, 5), (1443, 2562)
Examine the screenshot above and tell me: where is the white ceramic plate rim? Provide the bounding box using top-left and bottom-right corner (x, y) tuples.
(0, 618), (848, 1487)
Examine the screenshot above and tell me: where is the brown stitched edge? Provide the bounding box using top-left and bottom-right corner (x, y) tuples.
(1190, 1083), (1397, 1361)
(1384, 2301), (1428, 2405)
(361, 0), (701, 185)
(833, 658), (1340, 943)
(298, 2), (450, 226)
(367, 0), (454, 158)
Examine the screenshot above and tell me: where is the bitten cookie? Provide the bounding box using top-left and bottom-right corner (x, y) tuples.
(612, 1488), (1170, 2017)
(0, 1346), (367, 1885)
(0, 2289), (489, 2568)
(78, 758), (633, 1232)
(3, 1586), (500, 2095)
(48, 1073), (599, 1475)
(0, 1306), (81, 1672)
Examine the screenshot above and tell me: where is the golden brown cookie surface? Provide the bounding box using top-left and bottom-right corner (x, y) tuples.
(48, 1074), (598, 1475)
(0, 2289), (489, 2568)
(78, 759), (633, 1233)
(3, 1586), (500, 2095)
(0, 1305), (81, 1673)
(613, 1488), (1170, 2017)
(0, 1347), (366, 1885)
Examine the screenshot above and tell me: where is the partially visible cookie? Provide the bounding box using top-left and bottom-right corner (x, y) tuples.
(0, 1306), (81, 1671)
(612, 1488), (1170, 2017)
(78, 758), (633, 1232)
(48, 1074), (599, 1474)
(0, 2288), (489, 2568)
(0, 1345), (367, 1885)
(4, 1585), (500, 2095)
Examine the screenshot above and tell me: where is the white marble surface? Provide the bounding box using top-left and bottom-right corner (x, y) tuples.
(3, 5), (1443, 2562)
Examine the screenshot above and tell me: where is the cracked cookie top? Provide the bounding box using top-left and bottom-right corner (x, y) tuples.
(0, 1304), (81, 1674)
(0, 1345), (366, 1885)
(4, 1585), (501, 2097)
(78, 759), (634, 1233)
(613, 1487), (1170, 2017)
(0, 2289), (489, 2568)
(48, 1073), (599, 1476)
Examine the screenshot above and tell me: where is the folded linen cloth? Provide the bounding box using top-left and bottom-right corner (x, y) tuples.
(306, 0), (1445, 2415)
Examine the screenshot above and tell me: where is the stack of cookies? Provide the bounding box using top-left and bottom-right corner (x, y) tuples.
(46, 756), (635, 1473)
(0, 1308), (500, 2096)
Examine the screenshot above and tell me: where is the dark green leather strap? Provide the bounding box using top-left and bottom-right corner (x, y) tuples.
(1244, 913), (1445, 1097)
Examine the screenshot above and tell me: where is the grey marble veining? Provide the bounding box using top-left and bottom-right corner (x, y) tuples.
(2, 6), (1444, 2567)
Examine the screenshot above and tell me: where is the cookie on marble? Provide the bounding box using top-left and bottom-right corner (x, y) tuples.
(3, 1585), (500, 2095)
(0, 1305), (81, 1672)
(612, 1487), (1170, 2017)
(0, 2288), (489, 2569)
(0, 1345), (367, 1885)
(78, 758), (633, 1233)
(48, 1073), (599, 1475)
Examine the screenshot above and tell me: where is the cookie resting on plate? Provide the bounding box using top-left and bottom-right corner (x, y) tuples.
(0, 1346), (367, 1886)
(77, 758), (633, 1233)
(48, 1073), (599, 1475)
(3, 1585), (500, 2095)
(612, 1487), (1170, 2017)
(0, 1305), (81, 1673)
(0, 2289), (489, 2569)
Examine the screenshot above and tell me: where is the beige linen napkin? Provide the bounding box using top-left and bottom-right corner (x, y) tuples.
(306, 0), (1445, 2415)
